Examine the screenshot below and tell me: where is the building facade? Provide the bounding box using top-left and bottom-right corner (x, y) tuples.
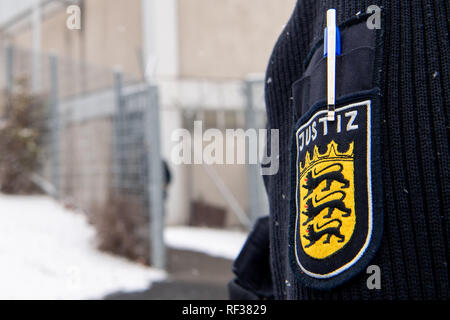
(0, 0), (296, 227)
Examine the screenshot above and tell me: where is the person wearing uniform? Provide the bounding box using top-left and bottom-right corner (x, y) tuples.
(230, 0), (449, 300)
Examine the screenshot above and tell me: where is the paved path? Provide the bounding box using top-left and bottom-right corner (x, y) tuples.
(104, 249), (234, 300)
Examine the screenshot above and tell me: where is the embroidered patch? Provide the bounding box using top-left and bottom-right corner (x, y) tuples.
(289, 94), (383, 290)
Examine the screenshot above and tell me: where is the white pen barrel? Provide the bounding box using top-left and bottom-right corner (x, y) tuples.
(327, 9), (337, 120)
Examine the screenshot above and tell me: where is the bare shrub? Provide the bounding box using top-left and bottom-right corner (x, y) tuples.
(0, 81), (45, 194)
(91, 190), (150, 265)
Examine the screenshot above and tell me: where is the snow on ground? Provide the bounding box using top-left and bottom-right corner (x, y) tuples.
(165, 226), (248, 260)
(0, 195), (166, 300)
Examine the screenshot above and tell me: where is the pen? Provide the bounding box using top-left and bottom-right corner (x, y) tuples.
(325, 9), (338, 121)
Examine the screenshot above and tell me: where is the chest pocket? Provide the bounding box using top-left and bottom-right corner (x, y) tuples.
(292, 20), (377, 120)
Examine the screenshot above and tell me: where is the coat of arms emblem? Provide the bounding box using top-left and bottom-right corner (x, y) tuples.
(290, 99), (383, 288)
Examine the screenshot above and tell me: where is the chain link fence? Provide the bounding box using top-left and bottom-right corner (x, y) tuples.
(0, 44), (270, 269)
(0, 44), (166, 268)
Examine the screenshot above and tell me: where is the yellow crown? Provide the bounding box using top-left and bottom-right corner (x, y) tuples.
(300, 140), (354, 172)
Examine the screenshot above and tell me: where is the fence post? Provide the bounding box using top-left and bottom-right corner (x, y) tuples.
(49, 55), (60, 199)
(5, 45), (14, 94)
(244, 80), (261, 227)
(113, 71), (123, 189)
(244, 78), (270, 227)
(4, 45), (14, 116)
(145, 85), (166, 269)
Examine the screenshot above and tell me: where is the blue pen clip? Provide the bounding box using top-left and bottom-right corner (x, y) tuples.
(324, 26), (341, 57)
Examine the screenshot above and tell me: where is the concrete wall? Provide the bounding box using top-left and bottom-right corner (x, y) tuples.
(8, 0), (143, 79)
(178, 0), (296, 78)
(4, 0), (296, 79)
(83, 0), (142, 77)
(190, 138), (250, 228)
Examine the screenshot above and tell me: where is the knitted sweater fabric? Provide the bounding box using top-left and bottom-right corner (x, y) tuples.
(264, 0), (449, 299)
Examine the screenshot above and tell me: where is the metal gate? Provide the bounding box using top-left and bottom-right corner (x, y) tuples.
(114, 73), (166, 269)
